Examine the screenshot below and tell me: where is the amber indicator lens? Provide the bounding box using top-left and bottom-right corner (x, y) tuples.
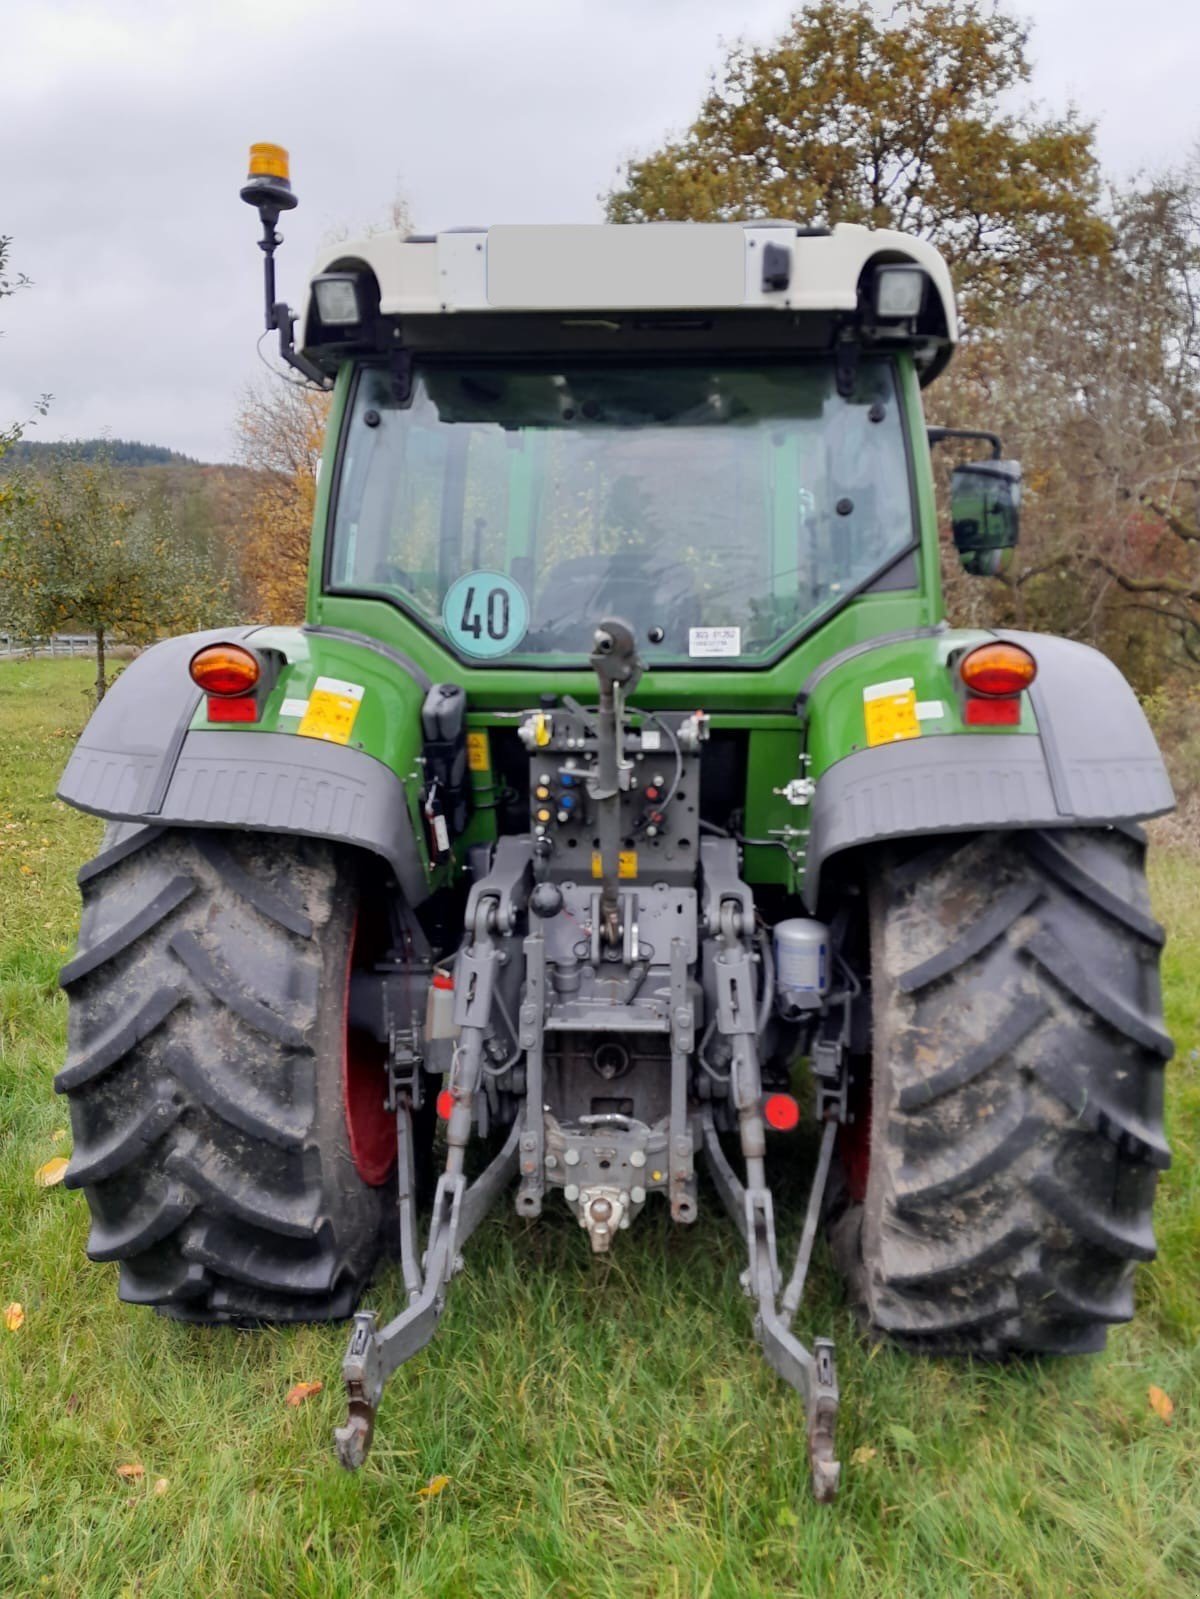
(959, 642), (1036, 698)
(189, 643), (261, 697)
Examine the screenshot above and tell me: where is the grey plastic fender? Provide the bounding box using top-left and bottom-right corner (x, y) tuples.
(57, 627), (428, 905)
(803, 630), (1174, 909)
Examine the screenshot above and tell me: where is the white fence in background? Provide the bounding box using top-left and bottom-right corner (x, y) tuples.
(0, 632), (98, 657)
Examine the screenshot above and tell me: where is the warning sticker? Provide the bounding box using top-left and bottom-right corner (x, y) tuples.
(863, 677), (920, 747)
(689, 626), (741, 658)
(279, 697), (309, 719)
(298, 676), (364, 745)
(592, 850), (638, 880)
(466, 730), (491, 773)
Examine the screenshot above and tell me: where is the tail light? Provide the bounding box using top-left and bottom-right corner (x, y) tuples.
(959, 642), (1036, 697)
(959, 642), (1035, 727)
(190, 643), (261, 696)
(189, 643), (261, 724)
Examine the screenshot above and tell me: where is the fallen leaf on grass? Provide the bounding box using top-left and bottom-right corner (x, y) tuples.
(115, 1463), (144, 1482)
(417, 1475), (450, 1499)
(285, 1381), (323, 1407)
(851, 1445), (877, 1465)
(35, 1157), (69, 1188)
(153, 1478), (169, 1496)
(1148, 1386), (1174, 1423)
(4, 1303), (24, 1332)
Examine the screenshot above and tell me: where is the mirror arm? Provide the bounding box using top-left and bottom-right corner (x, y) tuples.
(927, 426), (1003, 460)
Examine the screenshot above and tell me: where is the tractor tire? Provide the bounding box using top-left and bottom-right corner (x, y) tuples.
(56, 824), (394, 1324)
(829, 825), (1172, 1356)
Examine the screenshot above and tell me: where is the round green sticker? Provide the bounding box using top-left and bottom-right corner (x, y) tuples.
(442, 571), (529, 658)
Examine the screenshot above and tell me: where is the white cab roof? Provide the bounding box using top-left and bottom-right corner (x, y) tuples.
(303, 221), (957, 373)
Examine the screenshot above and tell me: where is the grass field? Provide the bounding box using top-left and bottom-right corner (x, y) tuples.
(1, 659), (1196, 1599)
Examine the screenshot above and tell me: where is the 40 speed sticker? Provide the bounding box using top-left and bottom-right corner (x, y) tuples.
(442, 571), (529, 659)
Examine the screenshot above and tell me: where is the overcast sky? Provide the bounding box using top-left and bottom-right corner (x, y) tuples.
(2, 0), (1197, 463)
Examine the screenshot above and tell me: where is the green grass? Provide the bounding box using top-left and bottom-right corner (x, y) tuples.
(1, 659), (1197, 1598)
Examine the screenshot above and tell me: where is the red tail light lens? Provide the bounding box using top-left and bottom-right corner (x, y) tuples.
(964, 696), (1021, 726)
(959, 642), (1036, 698)
(189, 643), (260, 697)
(764, 1093), (801, 1132)
(206, 695), (258, 723)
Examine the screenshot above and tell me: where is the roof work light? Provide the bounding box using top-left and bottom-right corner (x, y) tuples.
(312, 273), (363, 327)
(873, 264), (927, 320)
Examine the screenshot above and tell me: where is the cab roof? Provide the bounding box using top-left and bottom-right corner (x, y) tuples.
(301, 221), (958, 382)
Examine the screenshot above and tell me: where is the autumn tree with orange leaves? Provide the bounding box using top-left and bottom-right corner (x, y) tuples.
(606, 0), (1109, 324)
(234, 379), (330, 621)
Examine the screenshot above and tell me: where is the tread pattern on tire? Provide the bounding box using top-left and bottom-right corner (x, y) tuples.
(57, 826), (385, 1323)
(833, 826), (1171, 1357)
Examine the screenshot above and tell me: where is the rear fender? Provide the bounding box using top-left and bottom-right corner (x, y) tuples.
(802, 627), (1173, 910)
(57, 624), (433, 904)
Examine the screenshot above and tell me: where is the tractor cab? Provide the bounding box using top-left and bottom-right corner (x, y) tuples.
(301, 219), (956, 675)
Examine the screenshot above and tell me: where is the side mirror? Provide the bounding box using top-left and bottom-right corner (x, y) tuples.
(950, 459), (1021, 576)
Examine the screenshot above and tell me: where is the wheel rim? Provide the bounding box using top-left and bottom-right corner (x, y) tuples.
(342, 913), (397, 1186)
(838, 1057), (872, 1203)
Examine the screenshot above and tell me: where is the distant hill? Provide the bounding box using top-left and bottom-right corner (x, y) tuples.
(2, 438), (209, 468)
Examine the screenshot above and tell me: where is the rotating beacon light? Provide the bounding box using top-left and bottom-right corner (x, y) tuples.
(239, 143), (329, 387)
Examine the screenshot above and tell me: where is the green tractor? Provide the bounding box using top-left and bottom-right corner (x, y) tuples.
(55, 146), (1174, 1500)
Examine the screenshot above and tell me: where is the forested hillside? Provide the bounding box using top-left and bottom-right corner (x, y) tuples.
(2, 438), (201, 467)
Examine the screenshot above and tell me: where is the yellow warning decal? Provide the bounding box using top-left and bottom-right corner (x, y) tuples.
(592, 850), (638, 880)
(297, 675), (364, 745)
(466, 730), (491, 773)
(863, 677), (920, 747)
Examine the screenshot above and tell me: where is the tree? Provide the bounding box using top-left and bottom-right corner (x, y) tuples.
(0, 453), (231, 702)
(929, 156), (1200, 684)
(1073, 164), (1200, 670)
(0, 236), (51, 463)
(606, 1), (1109, 322)
(234, 379), (330, 622)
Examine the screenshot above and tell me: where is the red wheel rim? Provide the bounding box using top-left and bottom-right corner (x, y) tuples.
(342, 912), (396, 1186)
(838, 1060), (872, 1204)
